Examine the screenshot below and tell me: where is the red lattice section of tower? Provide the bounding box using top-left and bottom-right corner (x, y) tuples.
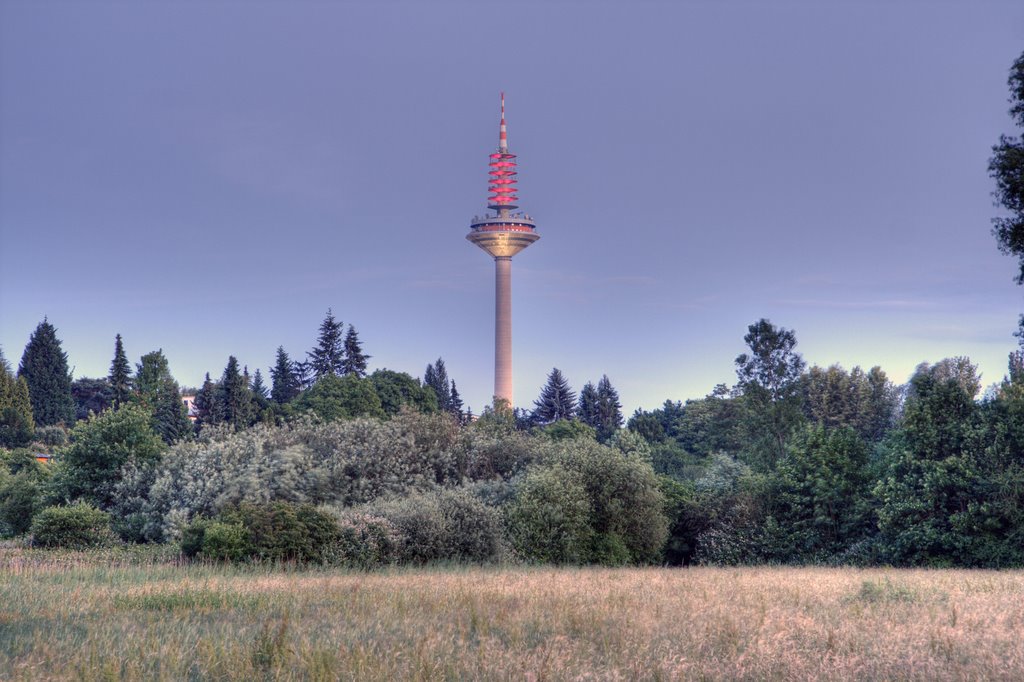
(487, 92), (519, 210)
(488, 151), (518, 209)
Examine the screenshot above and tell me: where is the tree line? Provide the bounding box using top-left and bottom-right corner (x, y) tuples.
(1, 49), (1023, 567)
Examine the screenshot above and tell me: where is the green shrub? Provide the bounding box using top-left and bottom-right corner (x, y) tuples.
(506, 439), (668, 565)
(30, 503), (117, 549)
(0, 470), (43, 536)
(33, 425), (68, 449)
(372, 489), (505, 564)
(332, 513), (401, 568)
(505, 465), (593, 564)
(200, 521), (248, 562)
(182, 502), (343, 564)
(179, 518), (208, 558)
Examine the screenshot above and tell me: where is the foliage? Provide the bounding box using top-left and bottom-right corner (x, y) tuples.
(308, 309), (345, 380)
(216, 356), (255, 429)
(801, 365), (899, 442)
(193, 372), (218, 429)
(423, 358), (453, 412)
(269, 346), (302, 405)
(989, 50), (1024, 284)
(330, 512), (401, 568)
(18, 318), (75, 427)
(108, 334), (132, 409)
(140, 412), (461, 540)
(341, 325), (370, 377)
(0, 466), (46, 536)
(874, 360), (983, 566)
(369, 489), (505, 564)
(734, 319), (806, 469)
(532, 367), (576, 425)
(579, 376), (624, 442)
(49, 404), (165, 509)
(181, 502), (342, 564)
(0, 366), (35, 448)
(539, 419), (596, 442)
(767, 425), (874, 562)
(506, 438), (668, 565)
(30, 502), (117, 548)
(133, 350), (192, 443)
(71, 377), (114, 421)
(295, 374), (385, 421)
(369, 369), (438, 415)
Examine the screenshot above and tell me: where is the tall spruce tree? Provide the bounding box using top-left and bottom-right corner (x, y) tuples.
(108, 333), (132, 408)
(216, 356), (254, 428)
(532, 368), (576, 425)
(18, 318), (75, 426)
(251, 368), (270, 411)
(0, 359), (34, 447)
(308, 309), (345, 380)
(595, 375), (624, 442)
(193, 372), (218, 428)
(424, 358), (452, 412)
(341, 325), (370, 378)
(133, 350), (191, 444)
(449, 381), (465, 422)
(578, 382), (600, 430)
(270, 346), (302, 404)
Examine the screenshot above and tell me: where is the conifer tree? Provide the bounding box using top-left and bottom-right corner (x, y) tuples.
(308, 309), (345, 379)
(133, 350), (191, 444)
(270, 346), (302, 404)
(251, 368), (270, 411)
(193, 372), (218, 428)
(216, 356), (254, 429)
(0, 361), (34, 448)
(578, 381), (600, 430)
(341, 325), (370, 378)
(449, 381), (465, 423)
(18, 318), (75, 426)
(108, 333), (132, 408)
(424, 358), (452, 412)
(532, 368), (576, 425)
(595, 374), (624, 442)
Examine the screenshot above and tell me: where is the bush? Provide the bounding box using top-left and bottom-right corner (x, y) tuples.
(505, 465), (594, 564)
(506, 439), (668, 565)
(49, 405), (164, 509)
(33, 425), (68, 449)
(182, 502), (343, 564)
(331, 513), (401, 568)
(30, 503), (117, 549)
(371, 489), (505, 564)
(0, 470), (44, 537)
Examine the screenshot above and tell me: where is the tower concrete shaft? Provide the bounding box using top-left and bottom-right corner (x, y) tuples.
(494, 256), (513, 404)
(467, 94), (539, 407)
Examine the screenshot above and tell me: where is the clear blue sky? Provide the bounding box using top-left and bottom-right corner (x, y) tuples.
(1, 1), (1022, 414)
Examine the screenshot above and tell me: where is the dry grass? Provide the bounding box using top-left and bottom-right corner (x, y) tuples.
(2, 550), (1024, 680)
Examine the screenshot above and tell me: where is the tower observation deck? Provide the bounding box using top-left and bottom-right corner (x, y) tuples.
(467, 93), (540, 406)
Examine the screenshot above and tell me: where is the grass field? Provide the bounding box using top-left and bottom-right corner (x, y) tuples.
(2, 550), (1024, 680)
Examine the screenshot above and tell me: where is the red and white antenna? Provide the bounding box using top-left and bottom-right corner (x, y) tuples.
(488, 92), (518, 210)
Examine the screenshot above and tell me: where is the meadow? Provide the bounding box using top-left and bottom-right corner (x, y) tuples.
(3, 550), (1024, 681)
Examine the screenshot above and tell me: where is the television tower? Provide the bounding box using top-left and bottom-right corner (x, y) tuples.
(467, 93), (540, 407)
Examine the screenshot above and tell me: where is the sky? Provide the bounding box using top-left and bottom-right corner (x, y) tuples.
(1, 0), (1022, 415)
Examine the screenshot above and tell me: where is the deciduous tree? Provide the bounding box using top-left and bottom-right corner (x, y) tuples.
(989, 50), (1024, 285)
